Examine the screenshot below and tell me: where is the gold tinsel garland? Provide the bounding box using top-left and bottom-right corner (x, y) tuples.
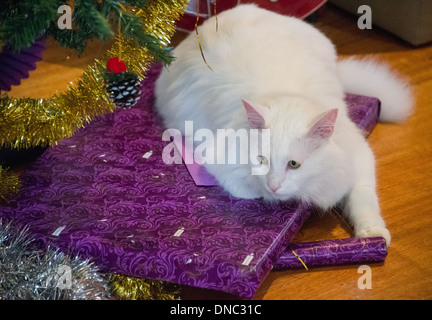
(0, 167), (21, 202)
(0, 60), (111, 150)
(1, 0), (189, 150)
(109, 274), (182, 300)
(0, 0), (190, 300)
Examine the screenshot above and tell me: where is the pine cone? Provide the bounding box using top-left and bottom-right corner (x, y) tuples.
(106, 74), (142, 109)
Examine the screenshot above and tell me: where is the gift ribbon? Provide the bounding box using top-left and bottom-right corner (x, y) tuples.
(291, 250), (309, 271)
(274, 237), (388, 270)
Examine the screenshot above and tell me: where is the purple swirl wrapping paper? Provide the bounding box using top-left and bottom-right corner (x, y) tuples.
(274, 237), (388, 270)
(0, 65), (313, 299)
(345, 93), (381, 137)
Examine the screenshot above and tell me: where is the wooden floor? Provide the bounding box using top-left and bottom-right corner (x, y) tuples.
(7, 4), (432, 300)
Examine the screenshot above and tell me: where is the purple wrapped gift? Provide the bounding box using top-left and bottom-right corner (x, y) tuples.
(274, 237), (388, 270)
(0, 64), (382, 298)
(346, 93), (381, 137)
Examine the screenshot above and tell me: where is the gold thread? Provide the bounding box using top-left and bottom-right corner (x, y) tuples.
(116, 1), (129, 60)
(214, 0), (218, 32)
(292, 250), (309, 271)
(117, 1), (127, 12)
(195, 0), (213, 71)
(118, 12), (122, 60)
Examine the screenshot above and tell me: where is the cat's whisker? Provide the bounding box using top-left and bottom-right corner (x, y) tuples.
(329, 207), (354, 234)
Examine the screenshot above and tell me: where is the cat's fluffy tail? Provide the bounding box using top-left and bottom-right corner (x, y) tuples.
(338, 57), (414, 122)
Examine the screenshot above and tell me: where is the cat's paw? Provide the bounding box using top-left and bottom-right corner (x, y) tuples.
(355, 226), (391, 247)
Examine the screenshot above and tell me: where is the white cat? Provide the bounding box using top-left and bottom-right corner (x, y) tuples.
(155, 5), (414, 246)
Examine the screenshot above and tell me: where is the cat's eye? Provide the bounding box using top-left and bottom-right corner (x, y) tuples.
(287, 160), (301, 169)
(257, 155), (268, 165)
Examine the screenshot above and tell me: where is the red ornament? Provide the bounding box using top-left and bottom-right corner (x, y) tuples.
(107, 57), (127, 73)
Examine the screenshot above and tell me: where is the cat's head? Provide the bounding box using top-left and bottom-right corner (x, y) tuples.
(242, 98), (338, 204)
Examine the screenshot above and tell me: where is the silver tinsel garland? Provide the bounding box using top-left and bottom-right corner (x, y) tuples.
(0, 220), (112, 300)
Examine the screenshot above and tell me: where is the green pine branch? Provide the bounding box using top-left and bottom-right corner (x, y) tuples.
(0, 0), (175, 64)
(0, 0), (62, 52)
(74, 0), (114, 43)
(121, 11), (174, 64)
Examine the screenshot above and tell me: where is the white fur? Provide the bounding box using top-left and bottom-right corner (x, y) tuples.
(155, 5), (413, 245)
(338, 57), (414, 122)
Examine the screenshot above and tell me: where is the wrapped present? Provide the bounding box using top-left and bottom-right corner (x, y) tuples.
(176, 0), (328, 32)
(0, 64), (383, 299)
(345, 93), (381, 137)
(274, 237), (388, 270)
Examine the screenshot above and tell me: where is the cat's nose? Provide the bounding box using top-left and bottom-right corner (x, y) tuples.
(268, 182), (281, 193)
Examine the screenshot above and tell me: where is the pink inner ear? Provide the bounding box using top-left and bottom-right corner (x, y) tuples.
(307, 108), (338, 140)
(242, 99), (268, 129)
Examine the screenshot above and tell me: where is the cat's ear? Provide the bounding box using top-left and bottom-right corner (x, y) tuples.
(307, 108), (338, 141)
(242, 99), (269, 129)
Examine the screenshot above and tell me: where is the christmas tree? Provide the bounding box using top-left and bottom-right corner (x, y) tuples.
(0, 0), (189, 200)
(0, 0), (173, 63)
